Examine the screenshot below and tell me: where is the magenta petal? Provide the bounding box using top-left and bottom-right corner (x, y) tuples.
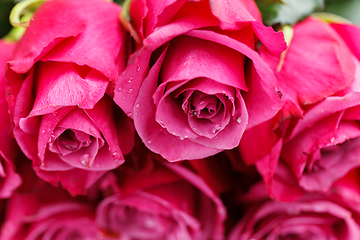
(37, 107), (75, 162)
(8, 0), (86, 74)
(331, 22), (360, 61)
(85, 96), (129, 161)
(160, 35), (248, 90)
(41, 0), (123, 81)
(185, 29), (282, 128)
(35, 168), (106, 196)
(29, 62), (108, 117)
(0, 152), (22, 199)
(133, 50), (221, 160)
(56, 108), (102, 138)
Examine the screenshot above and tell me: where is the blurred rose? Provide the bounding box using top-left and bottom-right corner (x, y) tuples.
(0, 181), (101, 240)
(114, 0), (286, 161)
(95, 144), (227, 239)
(0, 40), (21, 198)
(6, 0), (134, 195)
(228, 181), (360, 240)
(239, 17), (360, 199)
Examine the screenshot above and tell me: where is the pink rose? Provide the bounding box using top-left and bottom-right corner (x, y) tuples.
(6, 0), (134, 195)
(95, 145), (226, 239)
(228, 179), (360, 240)
(0, 183), (100, 240)
(114, 0), (286, 161)
(0, 40), (21, 199)
(239, 17), (360, 199)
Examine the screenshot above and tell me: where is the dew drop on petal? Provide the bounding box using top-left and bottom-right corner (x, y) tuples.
(118, 87), (122, 91)
(158, 121), (166, 128)
(237, 116), (242, 124)
(80, 154), (91, 167)
(135, 103), (140, 108)
(127, 88), (133, 94)
(136, 65), (141, 72)
(147, 139), (152, 144)
(128, 77), (133, 83)
(41, 130), (46, 134)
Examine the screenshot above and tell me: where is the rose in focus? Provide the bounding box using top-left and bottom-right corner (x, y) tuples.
(114, 0), (286, 161)
(238, 17), (360, 200)
(6, 0), (134, 195)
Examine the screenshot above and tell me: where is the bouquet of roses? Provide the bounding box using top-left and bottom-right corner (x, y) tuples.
(1, 0), (360, 239)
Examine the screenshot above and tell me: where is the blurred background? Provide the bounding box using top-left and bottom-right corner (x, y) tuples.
(0, 0), (359, 38)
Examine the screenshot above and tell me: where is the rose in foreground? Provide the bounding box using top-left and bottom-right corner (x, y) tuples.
(114, 0), (286, 161)
(95, 144), (227, 239)
(0, 40), (21, 199)
(238, 17), (359, 200)
(6, 0), (134, 195)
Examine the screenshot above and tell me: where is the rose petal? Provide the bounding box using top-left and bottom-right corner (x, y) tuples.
(8, 0), (86, 74)
(29, 62), (108, 117)
(41, 0), (123, 81)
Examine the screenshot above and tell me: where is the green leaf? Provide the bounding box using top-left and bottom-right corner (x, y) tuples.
(256, 0), (324, 26)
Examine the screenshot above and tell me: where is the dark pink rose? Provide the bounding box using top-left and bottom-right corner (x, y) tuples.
(95, 146), (227, 239)
(0, 40), (21, 199)
(228, 180), (360, 240)
(239, 17), (360, 200)
(0, 182), (101, 240)
(114, 0), (286, 161)
(6, 0), (134, 195)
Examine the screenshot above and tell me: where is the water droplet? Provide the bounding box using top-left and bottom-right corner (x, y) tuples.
(212, 125), (221, 134)
(136, 65), (141, 72)
(127, 88), (133, 94)
(53, 112), (57, 116)
(117, 86), (122, 91)
(237, 116), (242, 124)
(65, 143), (78, 150)
(80, 154), (91, 167)
(158, 121), (166, 128)
(41, 130), (46, 134)
(112, 152), (117, 156)
(147, 139), (152, 144)
(191, 110), (197, 116)
(179, 137), (184, 140)
(128, 77), (133, 83)
(127, 112), (133, 117)
(135, 103), (140, 108)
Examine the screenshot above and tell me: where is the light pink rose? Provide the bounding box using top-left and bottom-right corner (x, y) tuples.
(0, 40), (21, 199)
(238, 17), (360, 200)
(228, 181), (360, 240)
(95, 145), (227, 239)
(6, 0), (134, 195)
(114, 0), (286, 161)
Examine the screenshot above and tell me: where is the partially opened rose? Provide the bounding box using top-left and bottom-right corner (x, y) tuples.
(6, 0), (134, 194)
(95, 145), (227, 239)
(0, 40), (21, 199)
(239, 17), (359, 199)
(114, 0), (286, 160)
